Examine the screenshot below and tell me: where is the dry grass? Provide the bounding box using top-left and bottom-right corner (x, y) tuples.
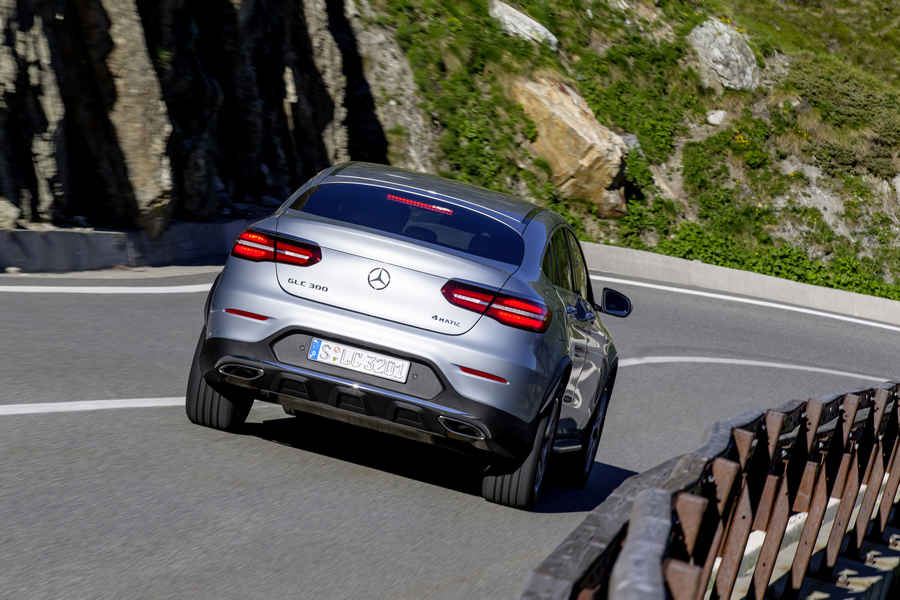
(772, 132), (804, 157)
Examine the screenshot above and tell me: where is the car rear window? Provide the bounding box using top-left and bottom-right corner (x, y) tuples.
(290, 183), (525, 265)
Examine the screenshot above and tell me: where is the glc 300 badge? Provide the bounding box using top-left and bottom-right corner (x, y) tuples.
(368, 267), (391, 290)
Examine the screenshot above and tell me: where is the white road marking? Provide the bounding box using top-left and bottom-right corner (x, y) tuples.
(1, 355), (889, 417)
(0, 284), (211, 294)
(0, 397), (183, 415)
(591, 274), (900, 334)
(619, 356), (889, 382)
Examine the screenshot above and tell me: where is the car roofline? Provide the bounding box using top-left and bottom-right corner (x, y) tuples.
(307, 178), (528, 234)
(322, 162), (542, 228)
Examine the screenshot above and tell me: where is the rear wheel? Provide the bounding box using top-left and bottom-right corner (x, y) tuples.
(558, 388), (609, 488)
(481, 382), (562, 509)
(185, 332), (252, 431)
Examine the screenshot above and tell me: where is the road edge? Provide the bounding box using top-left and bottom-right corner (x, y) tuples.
(3, 226), (898, 328)
(0, 220), (251, 272)
(583, 242), (900, 327)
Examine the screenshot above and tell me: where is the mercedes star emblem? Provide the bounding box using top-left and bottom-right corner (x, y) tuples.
(368, 267), (391, 290)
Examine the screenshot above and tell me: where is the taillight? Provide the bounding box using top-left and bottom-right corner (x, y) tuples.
(440, 280), (551, 333)
(441, 281), (494, 313)
(231, 230), (321, 267)
(276, 239), (321, 266)
(487, 295), (550, 332)
(232, 231), (275, 261)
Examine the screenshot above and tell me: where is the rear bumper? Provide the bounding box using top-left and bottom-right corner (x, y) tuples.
(199, 334), (537, 462)
(207, 258), (554, 423)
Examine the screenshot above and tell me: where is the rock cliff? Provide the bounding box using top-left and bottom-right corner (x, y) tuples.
(2, 0), (899, 305)
(0, 0), (436, 234)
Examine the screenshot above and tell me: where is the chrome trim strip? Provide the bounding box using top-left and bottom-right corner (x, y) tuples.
(437, 415), (487, 441)
(235, 239), (272, 252)
(552, 439), (583, 454)
(217, 364), (265, 382)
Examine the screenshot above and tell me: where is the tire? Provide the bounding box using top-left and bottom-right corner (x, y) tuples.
(557, 388), (609, 488)
(185, 332), (252, 431)
(481, 382), (562, 509)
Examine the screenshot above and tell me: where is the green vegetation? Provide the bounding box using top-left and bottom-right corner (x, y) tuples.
(377, 0), (900, 300)
(382, 1), (541, 185)
(788, 54), (900, 179)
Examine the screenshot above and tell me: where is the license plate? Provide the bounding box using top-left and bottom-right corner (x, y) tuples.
(307, 337), (411, 383)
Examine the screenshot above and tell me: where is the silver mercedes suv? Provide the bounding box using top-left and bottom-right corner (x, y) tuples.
(186, 162), (631, 509)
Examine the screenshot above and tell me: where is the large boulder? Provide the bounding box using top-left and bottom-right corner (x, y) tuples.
(489, 1), (558, 51)
(688, 19), (759, 91)
(511, 77), (627, 217)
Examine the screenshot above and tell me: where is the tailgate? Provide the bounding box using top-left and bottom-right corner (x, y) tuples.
(275, 216), (516, 335)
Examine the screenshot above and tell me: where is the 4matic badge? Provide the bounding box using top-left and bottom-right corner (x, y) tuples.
(432, 315), (462, 328)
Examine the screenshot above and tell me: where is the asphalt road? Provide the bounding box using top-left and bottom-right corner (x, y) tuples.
(1, 266), (897, 599)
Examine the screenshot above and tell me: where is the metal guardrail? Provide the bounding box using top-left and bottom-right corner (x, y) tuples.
(524, 381), (900, 599)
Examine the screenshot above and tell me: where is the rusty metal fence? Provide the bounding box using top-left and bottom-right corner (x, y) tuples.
(524, 381), (900, 599)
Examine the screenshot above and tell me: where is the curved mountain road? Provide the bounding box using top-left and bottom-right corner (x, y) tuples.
(1, 266), (897, 599)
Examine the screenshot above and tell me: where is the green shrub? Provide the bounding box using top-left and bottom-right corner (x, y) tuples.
(789, 55), (900, 135)
(575, 37), (705, 164)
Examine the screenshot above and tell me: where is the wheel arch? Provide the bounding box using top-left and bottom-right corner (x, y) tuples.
(540, 355), (572, 417)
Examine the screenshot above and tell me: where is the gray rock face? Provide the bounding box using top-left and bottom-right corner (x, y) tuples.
(622, 134), (641, 150)
(301, 0), (350, 166)
(347, 0), (436, 173)
(706, 110), (728, 126)
(98, 0), (173, 236)
(776, 157), (850, 237)
(299, 0), (439, 173)
(0, 0), (436, 234)
(489, 0), (558, 51)
(0, 0), (173, 235)
(0, 198), (19, 228)
(893, 174), (900, 204)
(0, 0), (65, 225)
(688, 19), (759, 91)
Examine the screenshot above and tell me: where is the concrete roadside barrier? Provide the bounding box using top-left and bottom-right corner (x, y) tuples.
(0, 220), (250, 272)
(583, 242), (900, 328)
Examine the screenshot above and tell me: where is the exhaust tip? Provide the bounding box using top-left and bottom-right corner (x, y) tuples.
(217, 363), (265, 382)
(438, 416), (487, 441)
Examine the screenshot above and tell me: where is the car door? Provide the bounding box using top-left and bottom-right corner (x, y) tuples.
(565, 230), (610, 425)
(545, 228), (589, 432)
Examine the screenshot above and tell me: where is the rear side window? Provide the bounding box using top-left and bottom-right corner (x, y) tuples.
(541, 242), (556, 281)
(550, 230), (573, 292)
(566, 230), (590, 300)
(291, 184), (525, 265)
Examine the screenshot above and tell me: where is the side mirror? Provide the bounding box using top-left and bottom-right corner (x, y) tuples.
(599, 287), (632, 318)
